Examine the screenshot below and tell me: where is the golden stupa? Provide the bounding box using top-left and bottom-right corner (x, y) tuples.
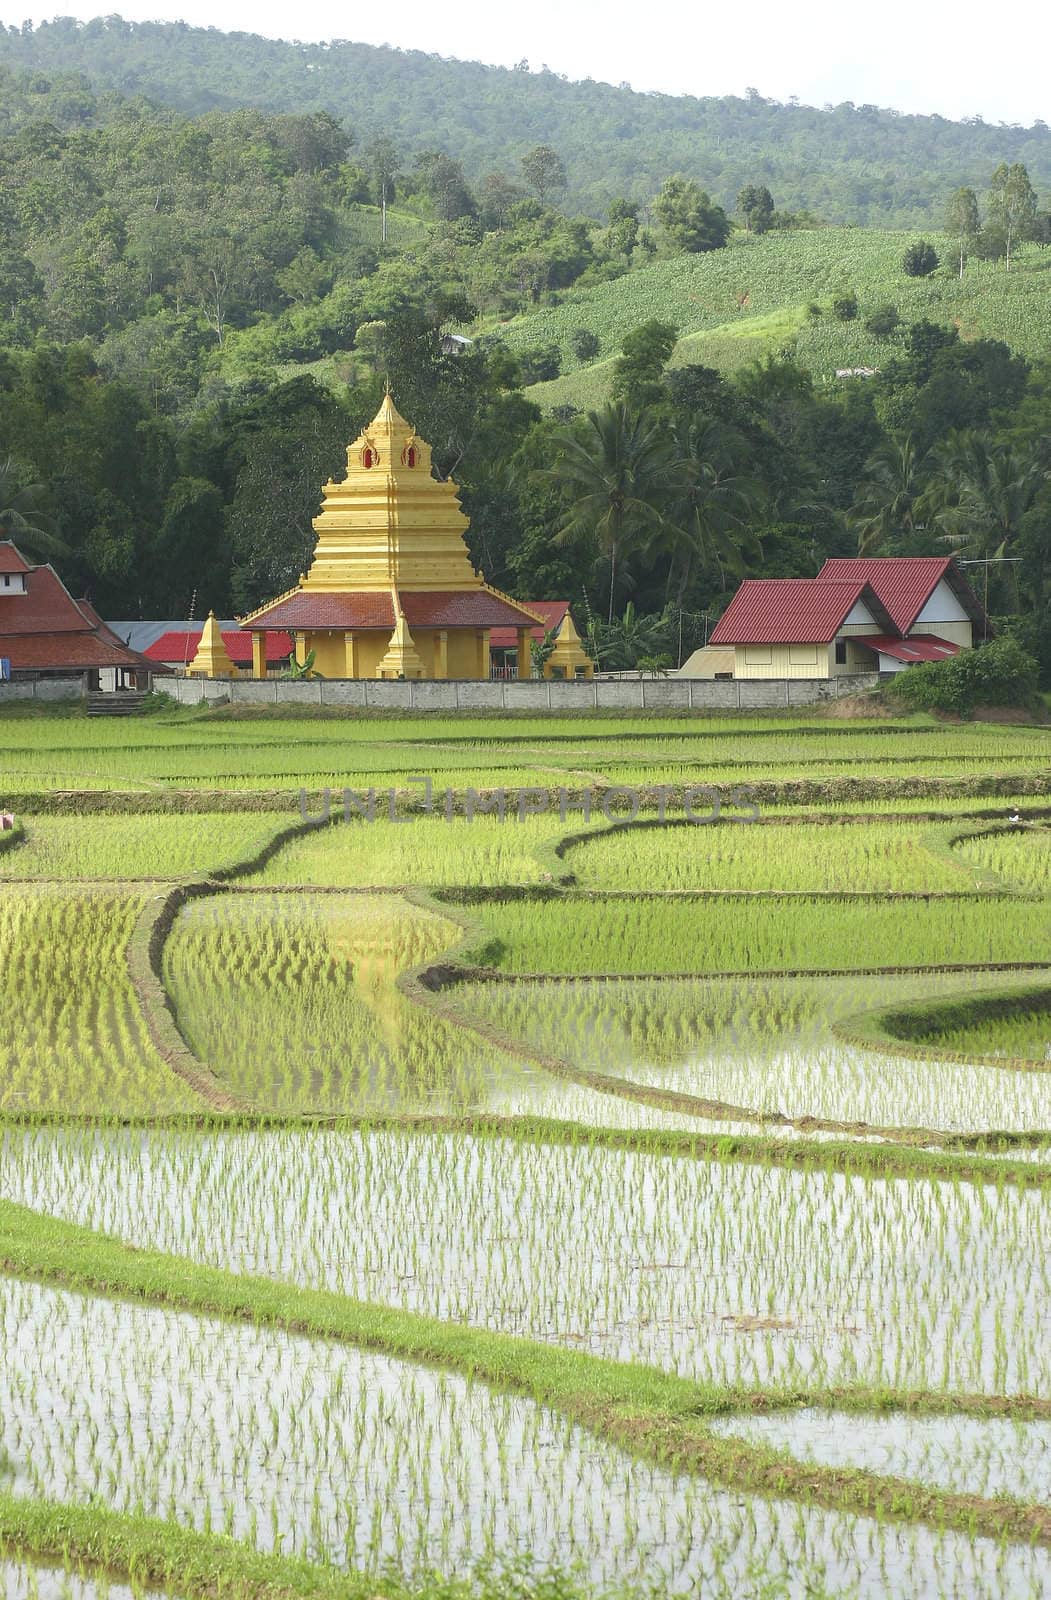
(188, 612), (235, 678)
(240, 393), (543, 679)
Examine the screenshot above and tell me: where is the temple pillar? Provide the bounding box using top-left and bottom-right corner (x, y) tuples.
(434, 630), (448, 680)
(251, 631), (267, 680)
(294, 632), (308, 669)
(516, 628), (532, 681)
(476, 628), (490, 679)
(344, 631), (358, 678)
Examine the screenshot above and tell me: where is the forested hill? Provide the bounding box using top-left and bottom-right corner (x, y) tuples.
(3, 16), (1050, 225)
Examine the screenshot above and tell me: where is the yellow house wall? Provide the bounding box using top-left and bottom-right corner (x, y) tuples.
(734, 643), (833, 679)
(831, 636), (878, 675)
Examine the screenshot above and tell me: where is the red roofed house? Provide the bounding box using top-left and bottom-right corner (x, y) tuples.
(0, 541), (158, 689)
(240, 394), (548, 680)
(701, 556), (988, 680)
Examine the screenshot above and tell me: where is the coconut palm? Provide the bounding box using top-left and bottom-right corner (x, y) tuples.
(655, 418), (763, 606)
(928, 431), (1049, 561)
(918, 431), (1050, 610)
(545, 404), (671, 623)
(848, 435), (932, 555)
(0, 457), (65, 561)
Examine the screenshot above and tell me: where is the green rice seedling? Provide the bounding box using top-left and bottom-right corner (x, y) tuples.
(955, 829), (1051, 894)
(0, 813), (295, 880)
(566, 821), (972, 893)
(0, 886), (202, 1115)
(465, 893), (1051, 975)
(251, 816), (579, 888)
(707, 1410), (1051, 1504)
(5, 1125), (1049, 1399)
(163, 892), (543, 1114)
(459, 970), (1051, 1134)
(2, 1273), (1050, 1596)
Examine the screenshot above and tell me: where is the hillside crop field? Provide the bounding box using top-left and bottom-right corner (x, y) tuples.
(491, 229), (1051, 405)
(2, 702), (1051, 1599)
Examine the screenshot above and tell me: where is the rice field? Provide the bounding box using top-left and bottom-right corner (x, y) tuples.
(459, 972), (1051, 1133)
(3, 706), (1051, 1596)
(565, 820), (974, 892)
(0, 813), (295, 880)
(465, 893), (1051, 974)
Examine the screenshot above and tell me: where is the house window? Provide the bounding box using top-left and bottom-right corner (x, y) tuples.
(744, 646), (772, 665)
(834, 640), (848, 665)
(789, 645), (818, 666)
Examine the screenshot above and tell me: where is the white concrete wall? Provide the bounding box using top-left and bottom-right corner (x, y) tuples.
(164, 673), (878, 712)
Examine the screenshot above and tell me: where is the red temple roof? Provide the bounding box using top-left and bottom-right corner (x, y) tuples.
(241, 587), (542, 633)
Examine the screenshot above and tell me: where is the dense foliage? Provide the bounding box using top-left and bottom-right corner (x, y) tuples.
(3, 19), (1051, 224)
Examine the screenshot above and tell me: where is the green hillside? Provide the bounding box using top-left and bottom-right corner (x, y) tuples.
(496, 230), (1051, 408)
(3, 18), (1051, 224)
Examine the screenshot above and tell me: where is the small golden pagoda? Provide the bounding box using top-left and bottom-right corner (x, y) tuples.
(240, 393), (543, 679)
(188, 612), (235, 678)
(542, 609), (594, 680)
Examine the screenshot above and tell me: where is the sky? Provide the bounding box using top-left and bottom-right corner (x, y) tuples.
(9, 0), (1050, 127)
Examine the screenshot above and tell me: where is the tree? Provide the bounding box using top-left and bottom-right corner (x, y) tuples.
(832, 291), (858, 321)
(987, 162), (1038, 270)
(657, 418), (762, 608)
(545, 404), (671, 622)
(653, 177), (730, 254)
(364, 137), (400, 208)
(606, 199), (639, 256)
(902, 239), (939, 277)
(848, 436), (931, 554)
(611, 319), (678, 410)
(944, 187), (981, 279)
(520, 145), (566, 205)
(478, 172), (521, 230)
(927, 431), (1049, 588)
(413, 151), (476, 221)
(0, 456), (64, 560)
(737, 184), (775, 233)
(570, 328), (600, 361)
(864, 304), (900, 339)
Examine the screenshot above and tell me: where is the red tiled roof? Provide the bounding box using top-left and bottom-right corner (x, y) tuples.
(490, 600), (570, 649)
(710, 579), (894, 645)
(817, 557), (986, 632)
(145, 629), (293, 665)
(0, 544), (157, 671)
(0, 564), (95, 635)
(400, 589), (542, 629)
(0, 542), (30, 574)
(241, 592), (397, 631)
(0, 631), (154, 670)
(853, 634), (961, 663)
(242, 588), (543, 632)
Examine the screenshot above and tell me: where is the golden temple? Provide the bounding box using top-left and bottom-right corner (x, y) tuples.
(240, 393), (545, 679)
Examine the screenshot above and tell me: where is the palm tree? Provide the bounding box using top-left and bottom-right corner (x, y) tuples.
(655, 418), (763, 605)
(0, 458), (65, 562)
(928, 431), (1049, 562)
(924, 431), (1049, 608)
(848, 435), (931, 555)
(545, 404), (671, 623)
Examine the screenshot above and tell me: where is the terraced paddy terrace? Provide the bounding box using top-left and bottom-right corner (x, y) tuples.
(2, 701), (1051, 1598)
